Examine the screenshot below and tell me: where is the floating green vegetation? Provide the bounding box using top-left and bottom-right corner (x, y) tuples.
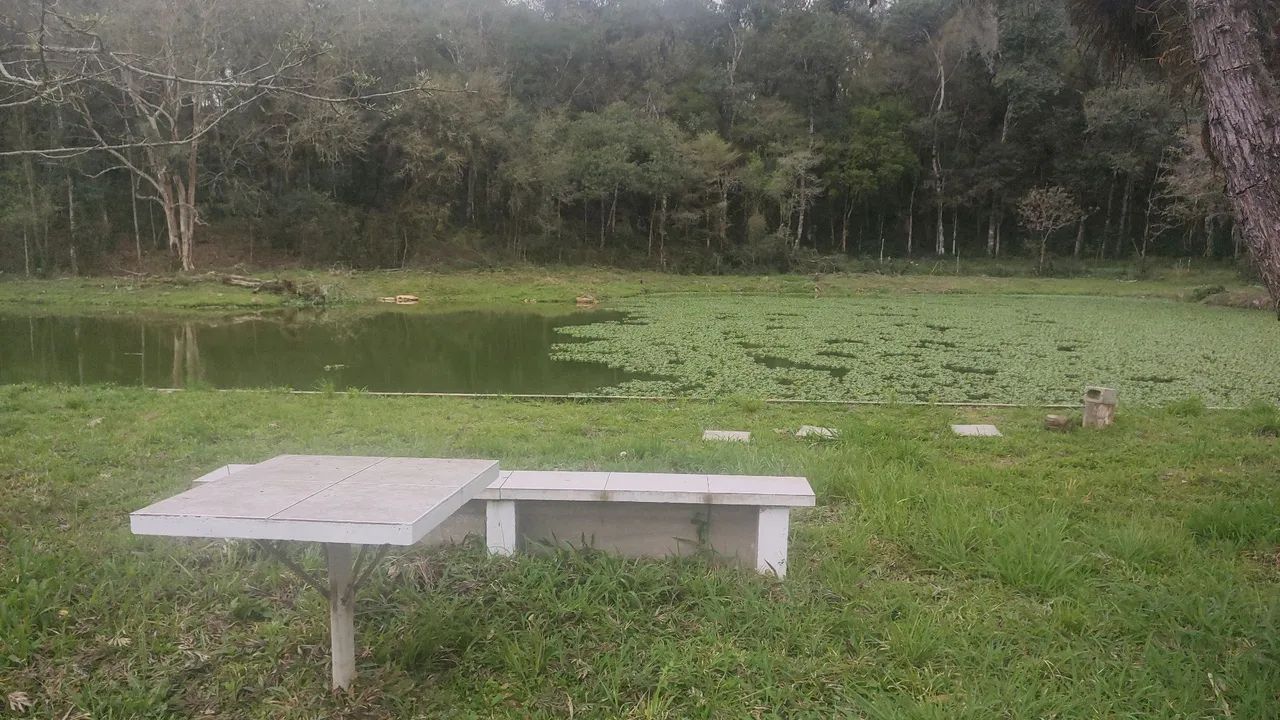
(553, 294), (1280, 405)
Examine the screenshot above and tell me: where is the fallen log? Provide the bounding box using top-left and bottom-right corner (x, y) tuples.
(220, 274), (297, 296)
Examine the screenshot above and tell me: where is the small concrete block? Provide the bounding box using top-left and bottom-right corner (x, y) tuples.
(796, 425), (838, 439)
(1084, 386), (1117, 405)
(951, 424), (1002, 437)
(703, 430), (751, 443)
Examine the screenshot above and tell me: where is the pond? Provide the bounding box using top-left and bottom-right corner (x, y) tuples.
(0, 309), (633, 394)
(3, 295), (1277, 405)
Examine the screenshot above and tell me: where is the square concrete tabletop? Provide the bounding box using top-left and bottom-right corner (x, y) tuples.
(131, 455), (499, 545)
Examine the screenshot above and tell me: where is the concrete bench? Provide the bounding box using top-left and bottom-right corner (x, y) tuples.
(195, 465), (815, 577)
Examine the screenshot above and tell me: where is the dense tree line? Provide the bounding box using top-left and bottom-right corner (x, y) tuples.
(0, 0), (1268, 275)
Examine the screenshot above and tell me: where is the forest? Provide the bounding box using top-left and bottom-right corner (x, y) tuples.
(0, 0), (1271, 275)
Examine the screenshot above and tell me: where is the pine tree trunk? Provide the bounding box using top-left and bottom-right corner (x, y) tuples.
(1073, 217), (1085, 258)
(1188, 0), (1280, 313)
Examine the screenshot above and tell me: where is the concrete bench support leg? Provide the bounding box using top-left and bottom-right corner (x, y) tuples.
(486, 500), (517, 556)
(756, 507), (791, 578)
(325, 543), (356, 692)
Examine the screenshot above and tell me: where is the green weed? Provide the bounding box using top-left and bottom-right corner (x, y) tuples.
(0, 387), (1278, 717)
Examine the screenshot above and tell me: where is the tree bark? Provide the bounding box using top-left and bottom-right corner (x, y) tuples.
(66, 174), (78, 276)
(950, 207), (958, 255)
(986, 195), (999, 257)
(1116, 174), (1134, 259)
(131, 170), (143, 268)
(905, 183), (916, 257)
(1099, 175), (1116, 260)
(1188, 0), (1280, 313)
(658, 194), (668, 268)
(841, 199), (853, 253)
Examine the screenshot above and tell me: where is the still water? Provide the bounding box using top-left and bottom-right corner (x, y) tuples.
(0, 309), (631, 394)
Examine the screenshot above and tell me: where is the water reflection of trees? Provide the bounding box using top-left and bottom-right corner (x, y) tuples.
(170, 323), (204, 387)
(0, 310), (628, 393)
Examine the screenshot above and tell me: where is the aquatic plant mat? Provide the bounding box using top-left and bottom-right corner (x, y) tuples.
(554, 295), (1280, 406)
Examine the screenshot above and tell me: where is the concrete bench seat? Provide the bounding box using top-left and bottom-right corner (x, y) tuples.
(195, 465), (815, 576)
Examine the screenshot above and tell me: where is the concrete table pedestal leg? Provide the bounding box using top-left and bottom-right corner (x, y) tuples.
(326, 543), (356, 692)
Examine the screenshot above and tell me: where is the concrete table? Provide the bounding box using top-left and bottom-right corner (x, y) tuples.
(131, 454), (499, 691)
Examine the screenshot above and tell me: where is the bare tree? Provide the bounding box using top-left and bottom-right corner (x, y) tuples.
(0, 0), (429, 270)
(1018, 186), (1081, 274)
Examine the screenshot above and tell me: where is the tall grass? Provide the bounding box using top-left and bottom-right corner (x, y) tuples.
(1, 385), (1278, 717)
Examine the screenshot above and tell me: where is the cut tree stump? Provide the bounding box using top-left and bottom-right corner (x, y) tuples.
(1044, 415), (1073, 432)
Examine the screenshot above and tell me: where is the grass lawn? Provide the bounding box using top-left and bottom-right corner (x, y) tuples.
(0, 262), (1257, 313)
(3, 385), (1279, 718)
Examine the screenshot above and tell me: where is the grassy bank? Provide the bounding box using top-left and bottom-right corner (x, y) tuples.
(0, 262), (1256, 313)
(3, 385), (1279, 718)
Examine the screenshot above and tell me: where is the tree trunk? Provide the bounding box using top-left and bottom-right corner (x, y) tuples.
(877, 212), (886, 262)
(986, 196), (999, 257)
(182, 137), (199, 271)
(1188, 0), (1280, 312)
(130, 170), (143, 268)
(1099, 175), (1116, 260)
(66, 175), (78, 276)
(950, 207), (958, 255)
(599, 196), (607, 249)
(648, 201), (655, 257)
(1073, 217), (1086, 258)
(1116, 174), (1134, 259)
(658, 194), (668, 268)
(718, 181), (729, 249)
(905, 184), (916, 257)
(610, 184), (619, 235)
(841, 199), (852, 253)
(22, 229), (30, 277)
(795, 176), (807, 250)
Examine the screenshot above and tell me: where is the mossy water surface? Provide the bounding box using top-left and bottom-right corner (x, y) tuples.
(554, 294), (1279, 405)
